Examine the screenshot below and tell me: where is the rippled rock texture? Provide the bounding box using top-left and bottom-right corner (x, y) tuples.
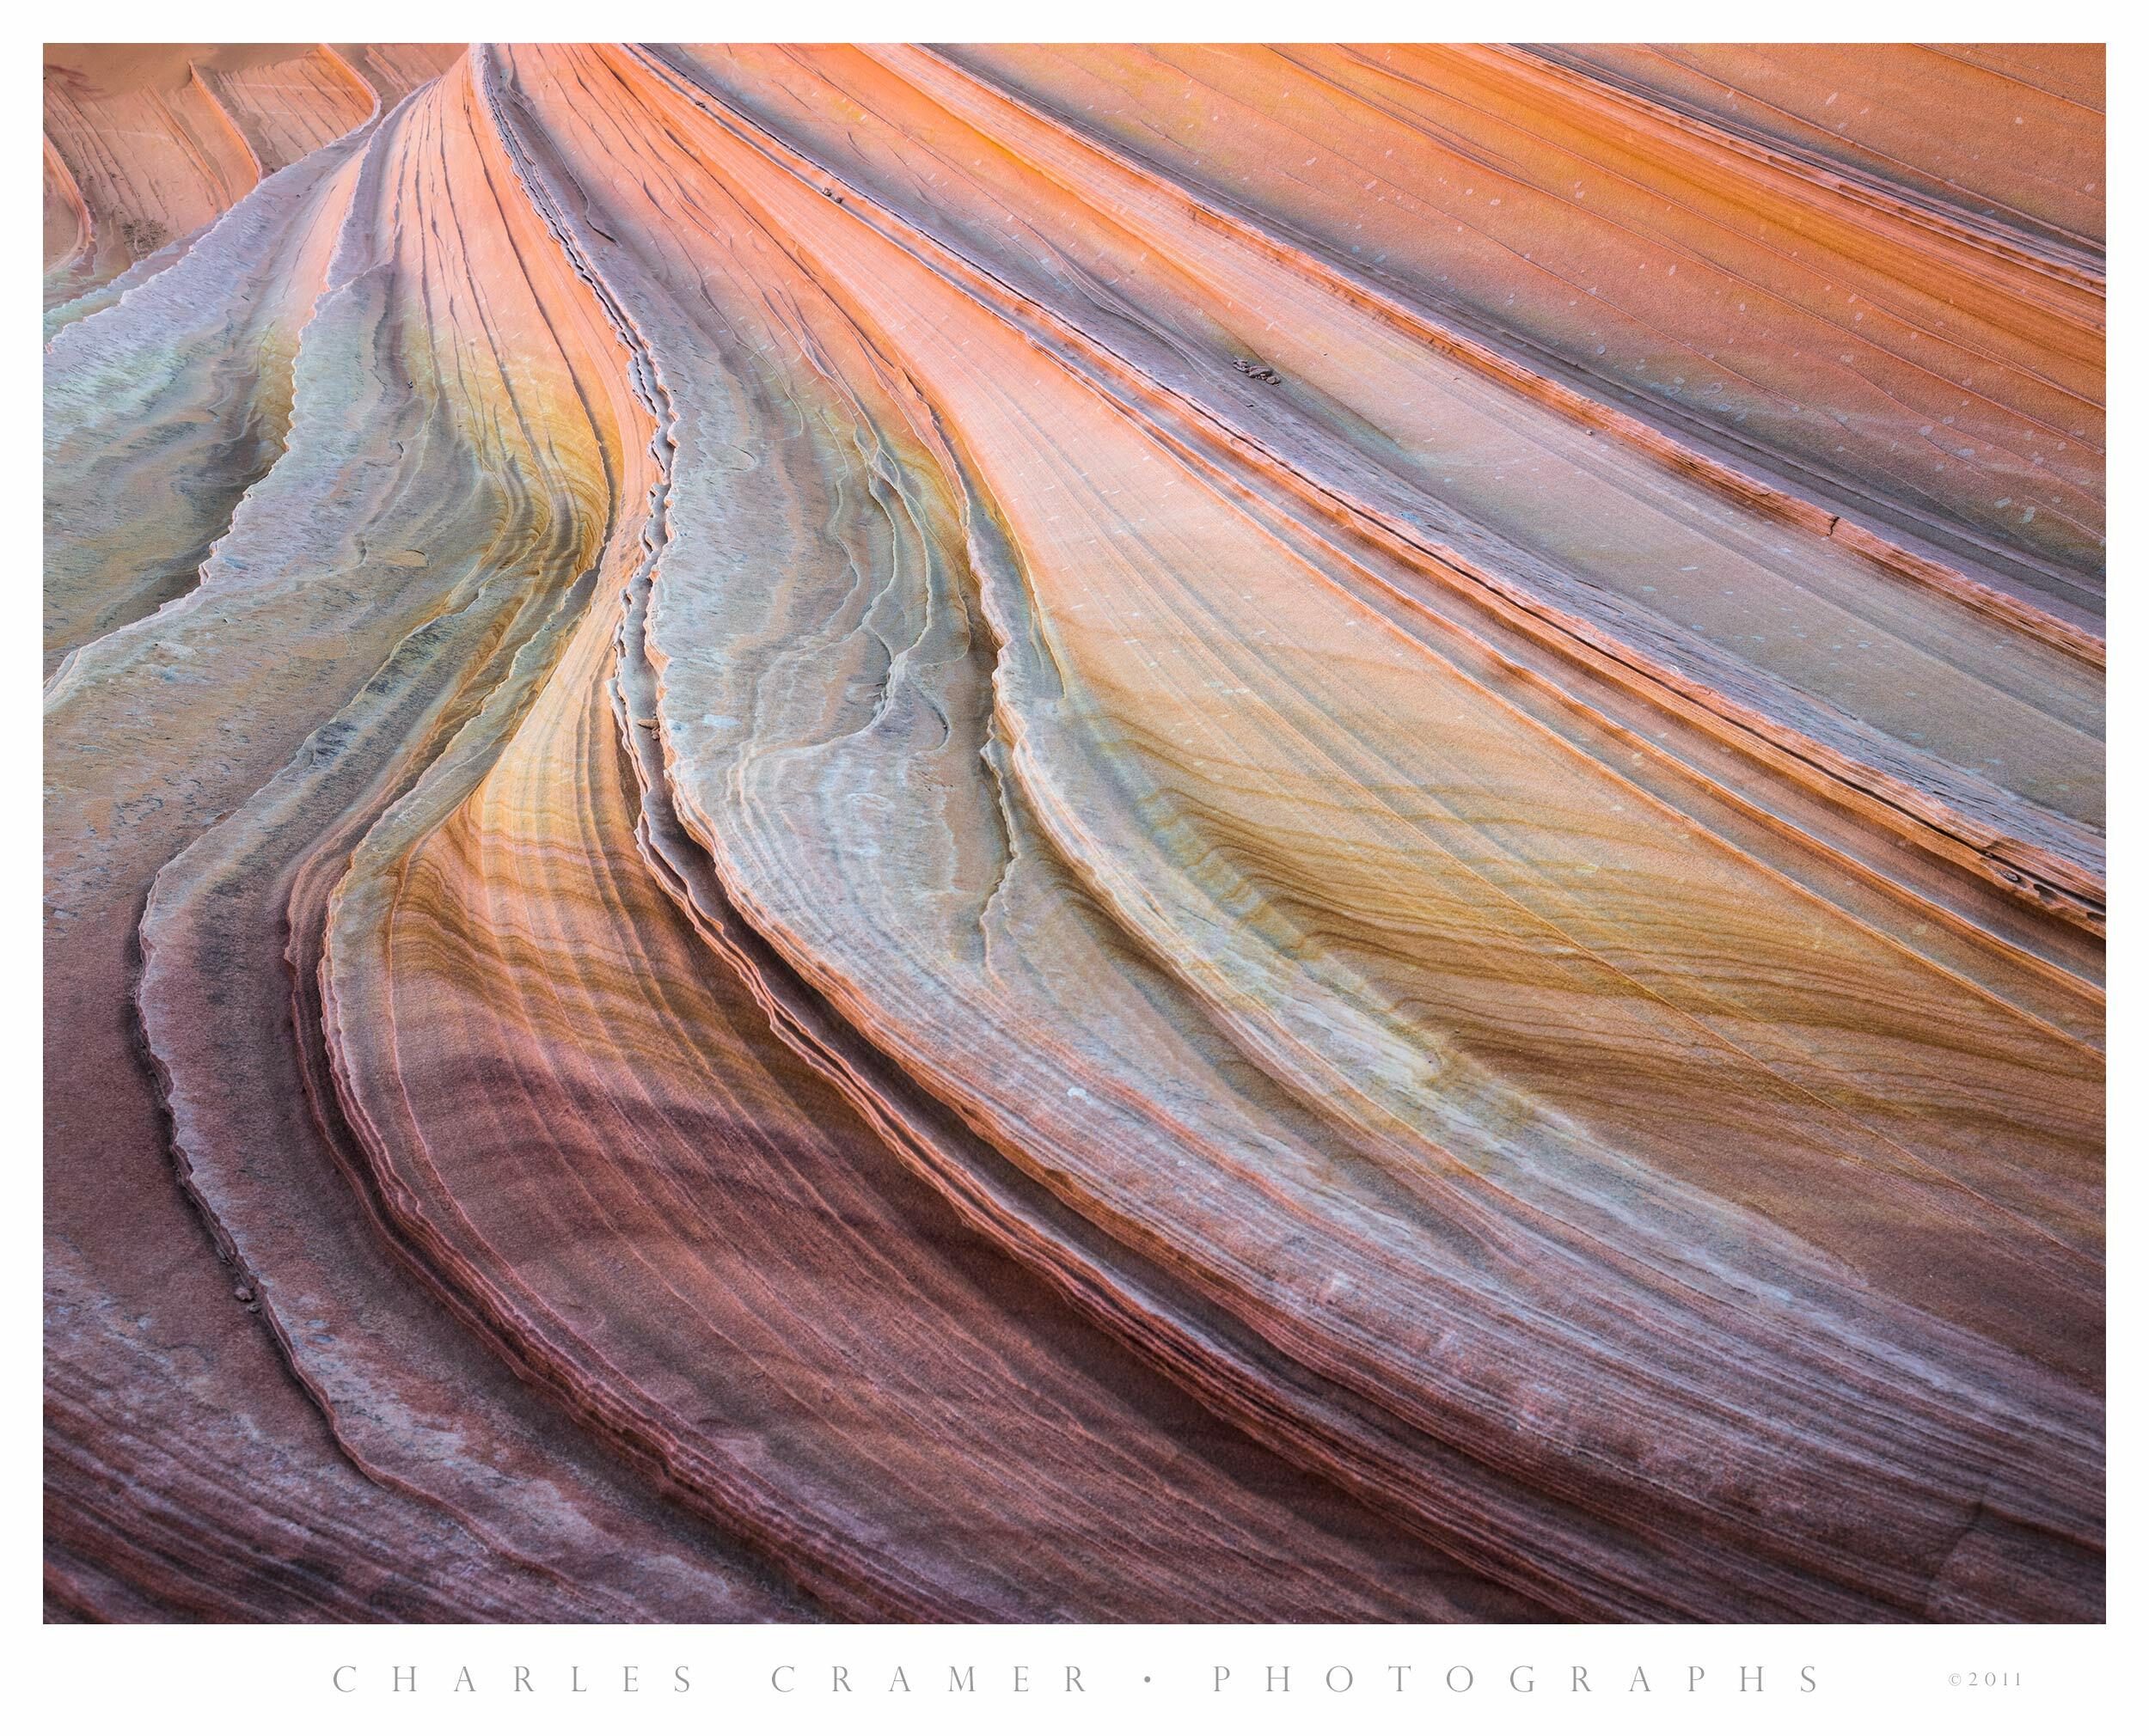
(45, 43), (2103, 1623)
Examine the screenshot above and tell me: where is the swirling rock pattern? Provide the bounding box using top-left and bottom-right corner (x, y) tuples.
(44, 42), (2103, 1623)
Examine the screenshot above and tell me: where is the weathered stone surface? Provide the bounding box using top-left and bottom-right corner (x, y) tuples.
(45, 42), (2103, 1623)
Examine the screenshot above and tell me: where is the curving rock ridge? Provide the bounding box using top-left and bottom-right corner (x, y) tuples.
(953, 43), (2104, 609)
(45, 42), (2103, 1622)
(40, 42), (462, 333)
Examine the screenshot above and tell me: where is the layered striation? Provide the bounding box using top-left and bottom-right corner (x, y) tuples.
(45, 43), (2104, 1623)
(40, 42), (461, 333)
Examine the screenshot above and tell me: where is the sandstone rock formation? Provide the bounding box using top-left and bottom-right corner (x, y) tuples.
(45, 42), (2103, 1623)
